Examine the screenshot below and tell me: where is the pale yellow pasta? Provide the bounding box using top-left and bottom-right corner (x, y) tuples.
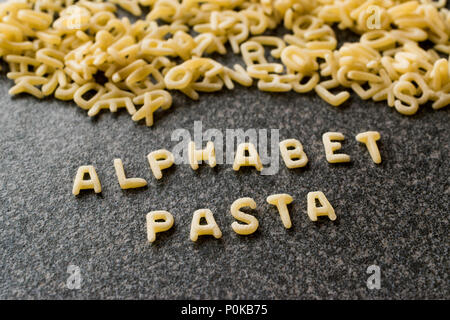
(393, 80), (420, 115)
(74, 82), (106, 110)
(72, 165), (102, 195)
(132, 90), (172, 126)
(188, 141), (216, 170)
(241, 9), (268, 35)
(111, 59), (147, 83)
(240, 40), (267, 66)
(101, 82), (135, 100)
(400, 72), (432, 105)
(355, 131), (382, 164)
(192, 33), (226, 57)
(250, 36), (286, 58)
(230, 197), (259, 235)
(307, 191), (336, 222)
(291, 72), (320, 93)
(228, 22), (249, 53)
(232, 142), (263, 172)
(191, 75), (224, 92)
(88, 97), (136, 116)
(432, 91), (450, 110)
(42, 70), (66, 96)
(361, 30), (396, 50)
(146, 210), (174, 243)
(0, 0), (448, 121)
(9, 75), (47, 98)
(247, 63), (284, 80)
(114, 158), (148, 189)
(429, 58), (449, 91)
(36, 48), (65, 69)
(257, 74), (295, 92)
(322, 132), (351, 163)
(221, 64), (253, 89)
(17, 9), (52, 30)
(5, 55), (40, 76)
(55, 82), (80, 100)
(147, 149), (175, 180)
(127, 65), (165, 89)
(348, 71), (382, 84)
(315, 84), (351, 107)
(190, 209), (222, 242)
(281, 46), (317, 74)
(164, 64), (193, 89)
(111, 0), (142, 16)
(266, 194), (293, 229)
(279, 139), (308, 169)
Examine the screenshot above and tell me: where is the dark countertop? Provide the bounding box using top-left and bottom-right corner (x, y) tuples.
(0, 76), (448, 299)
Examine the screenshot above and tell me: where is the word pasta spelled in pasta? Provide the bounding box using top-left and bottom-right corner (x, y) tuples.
(0, 0), (449, 124)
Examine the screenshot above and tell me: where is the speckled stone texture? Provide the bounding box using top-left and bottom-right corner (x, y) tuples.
(0, 4), (449, 299)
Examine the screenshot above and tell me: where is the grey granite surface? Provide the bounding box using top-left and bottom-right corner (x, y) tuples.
(0, 2), (449, 300)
